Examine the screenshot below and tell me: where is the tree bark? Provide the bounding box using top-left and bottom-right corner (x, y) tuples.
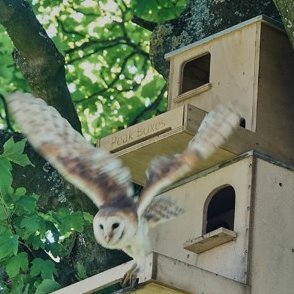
(274, 0), (294, 49)
(0, 0), (81, 132)
(150, 0), (280, 78)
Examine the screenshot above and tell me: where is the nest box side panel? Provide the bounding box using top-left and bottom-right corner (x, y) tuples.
(249, 159), (294, 294)
(155, 254), (249, 294)
(255, 24), (294, 165)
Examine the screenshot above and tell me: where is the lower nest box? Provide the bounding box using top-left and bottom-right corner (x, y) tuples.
(98, 104), (253, 185)
(53, 252), (249, 294)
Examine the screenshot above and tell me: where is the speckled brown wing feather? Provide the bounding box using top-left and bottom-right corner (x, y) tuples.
(137, 104), (241, 217)
(143, 196), (184, 227)
(7, 92), (133, 208)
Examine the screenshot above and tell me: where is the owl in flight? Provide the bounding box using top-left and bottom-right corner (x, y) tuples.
(7, 93), (240, 286)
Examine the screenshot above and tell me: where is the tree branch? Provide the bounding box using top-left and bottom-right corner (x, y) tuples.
(75, 52), (137, 104)
(65, 36), (125, 54)
(132, 16), (157, 31)
(56, 17), (86, 38)
(129, 84), (166, 125)
(0, 0), (81, 132)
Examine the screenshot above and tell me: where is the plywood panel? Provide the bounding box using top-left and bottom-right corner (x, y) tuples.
(156, 254), (249, 294)
(99, 106), (185, 152)
(136, 283), (187, 294)
(256, 24), (294, 165)
(250, 159), (294, 294)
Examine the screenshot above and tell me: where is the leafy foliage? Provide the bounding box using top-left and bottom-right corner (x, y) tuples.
(0, 138), (92, 293)
(132, 0), (186, 22)
(0, 0), (188, 140)
(0, 27), (29, 95)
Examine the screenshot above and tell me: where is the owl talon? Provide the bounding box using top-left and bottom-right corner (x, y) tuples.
(120, 264), (139, 288)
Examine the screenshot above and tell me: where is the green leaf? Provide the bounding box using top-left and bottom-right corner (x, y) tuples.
(16, 195), (38, 213)
(9, 274), (25, 294)
(75, 262), (87, 279)
(31, 258), (57, 279)
(54, 208), (84, 234)
(1, 138), (33, 167)
(6, 252), (29, 278)
(0, 205), (8, 221)
(0, 234), (19, 259)
(0, 57), (13, 79)
(132, 0), (187, 22)
(26, 234), (42, 250)
(35, 279), (61, 294)
(0, 157), (12, 192)
(0, 225), (11, 236)
(20, 214), (45, 235)
(15, 187), (27, 196)
(141, 80), (157, 98)
(83, 212), (93, 223)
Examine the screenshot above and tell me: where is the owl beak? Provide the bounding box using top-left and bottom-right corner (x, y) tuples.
(105, 233), (113, 244)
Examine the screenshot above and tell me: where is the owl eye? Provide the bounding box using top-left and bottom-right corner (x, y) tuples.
(99, 224), (104, 230)
(112, 223), (120, 230)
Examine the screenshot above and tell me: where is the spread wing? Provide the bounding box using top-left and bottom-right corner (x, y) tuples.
(137, 104), (241, 217)
(7, 92), (133, 208)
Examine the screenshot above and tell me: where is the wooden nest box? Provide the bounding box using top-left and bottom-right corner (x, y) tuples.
(57, 16), (294, 294)
(54, 152), (294, 294)
(98, 16), (294, 185)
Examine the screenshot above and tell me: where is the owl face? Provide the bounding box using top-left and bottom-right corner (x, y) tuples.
(93, 211), (138, 249)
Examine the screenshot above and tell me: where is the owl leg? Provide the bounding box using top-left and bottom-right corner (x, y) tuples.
(121, 245), (146, 288)
(121, 228), (149, 288)
(120, 262), (140, 288)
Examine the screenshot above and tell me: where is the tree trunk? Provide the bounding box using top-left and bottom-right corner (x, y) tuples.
(0, 0), (81, 132)
(274, 0), (294, 49)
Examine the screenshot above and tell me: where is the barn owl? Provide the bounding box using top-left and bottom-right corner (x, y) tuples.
(7, 93), (240, 286)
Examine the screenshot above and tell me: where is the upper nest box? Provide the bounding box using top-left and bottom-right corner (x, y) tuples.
(98, 16), (294, 185)
(166, 15), (294, 132)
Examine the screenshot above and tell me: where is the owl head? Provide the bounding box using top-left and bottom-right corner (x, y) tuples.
(93, 207), (138, 249)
